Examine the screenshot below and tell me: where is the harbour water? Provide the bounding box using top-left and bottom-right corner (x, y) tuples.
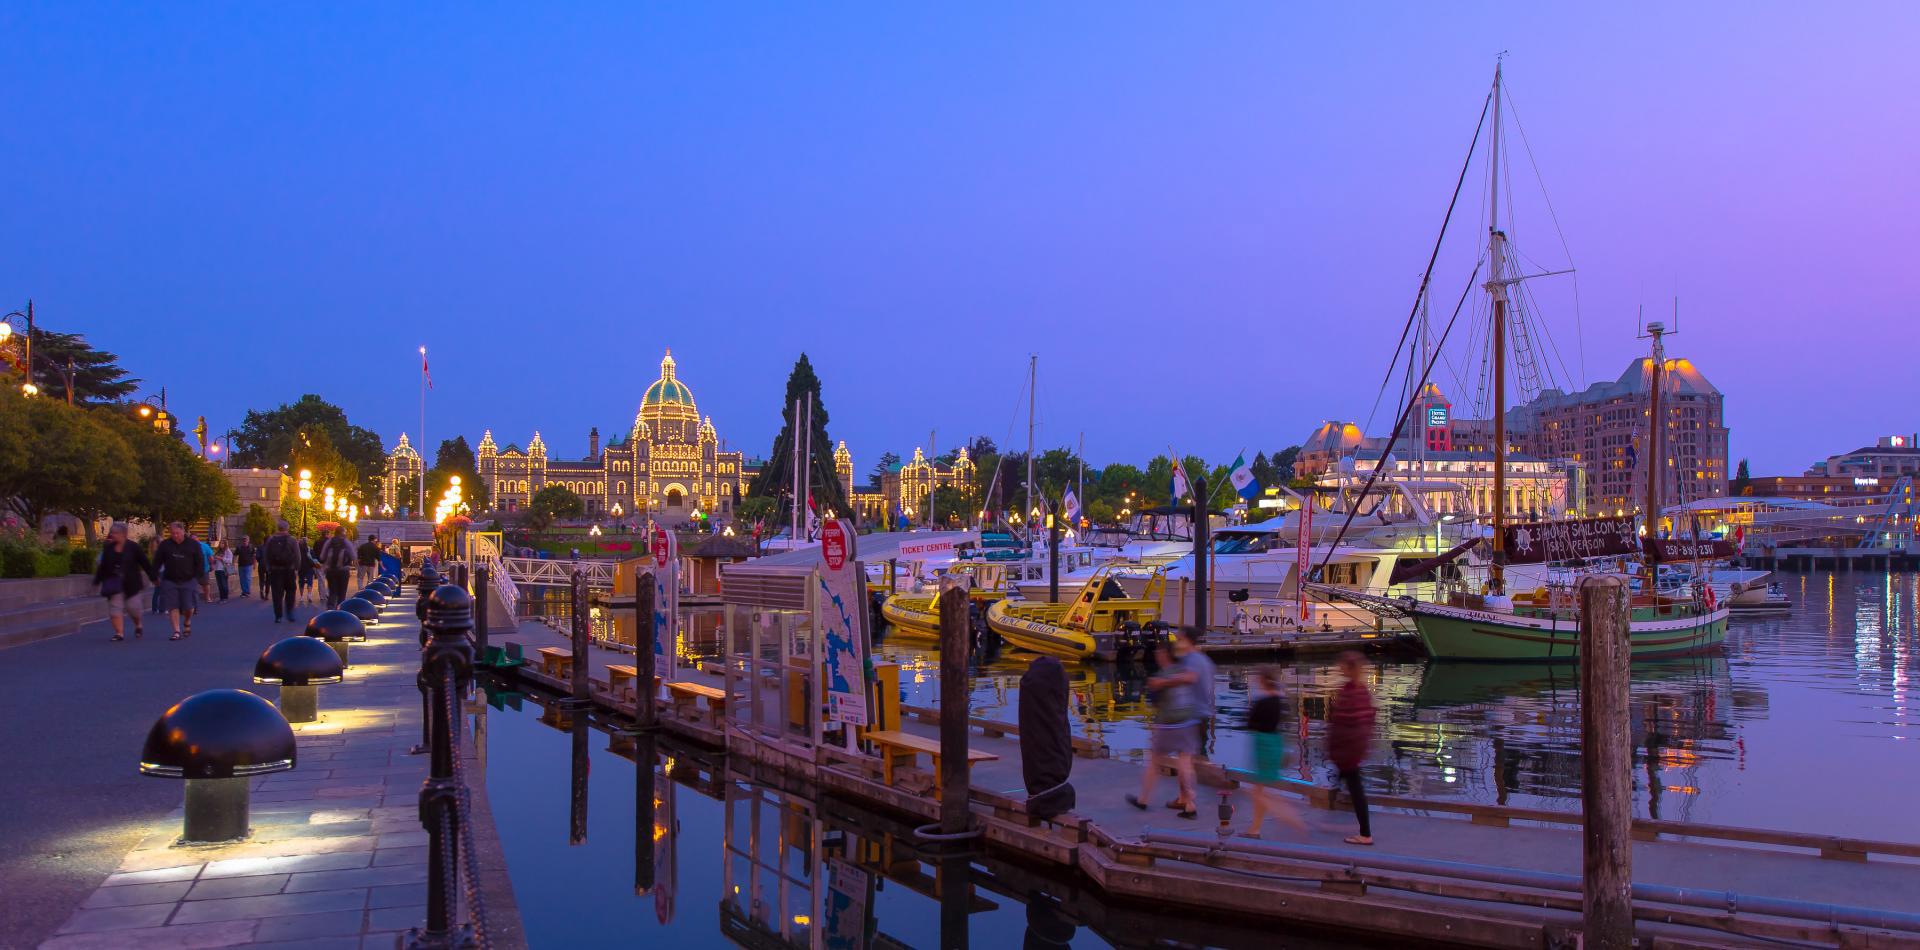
(478, 569), (1916, 945)
(879, 569), (1919, 842)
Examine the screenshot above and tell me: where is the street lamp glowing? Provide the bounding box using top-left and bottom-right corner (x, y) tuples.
(21, 382), (37, 397)
(138, 405), (152, 417)
(449, 475), (461, 486)
(298, 469), (312, 481)
(0, 322), (9, 342)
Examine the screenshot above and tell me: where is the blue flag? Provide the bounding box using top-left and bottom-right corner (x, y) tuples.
(1229, 454), (1261, 501)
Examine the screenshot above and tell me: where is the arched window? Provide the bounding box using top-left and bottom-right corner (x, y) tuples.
(616, 481), (626, 495)
(666, 488), (684, 508)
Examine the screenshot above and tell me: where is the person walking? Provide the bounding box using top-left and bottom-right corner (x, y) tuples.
(356, 533), (380, 589)
(1126, 636), (1201, 819)
(234, 537), (256, 599)
(1182, 627), (1219, 757)
(262, 521), (301, 623)
(148, 537), (164, 615)
(153, 521), (207, 640)
(195, 531), (216, 605)
(93, 522), (154, 642)
(1327, 651), (1377, 846)
(212, 540), (233, 602)
(297, 536), (319, 605)
(1242, 666), (1307, 839)
(319, 526), (355, 608)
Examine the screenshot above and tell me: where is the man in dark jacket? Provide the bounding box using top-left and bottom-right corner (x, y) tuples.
(153, 521), (207, 640)
(234, 537), (257, 599)
(262, 520), (301, 622)
(318, 526), (356, 608)
(356, 533), (381, 589)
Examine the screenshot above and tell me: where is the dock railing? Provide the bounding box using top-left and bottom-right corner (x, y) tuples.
(406, 583), (494, 950)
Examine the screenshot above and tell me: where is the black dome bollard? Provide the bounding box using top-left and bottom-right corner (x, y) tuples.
(254, 636), (345, 723)
(306, 609), (368, 666)
(340, 597), (379, 627)
(357, 588), (388, 608)
(140, 689), (296, 843)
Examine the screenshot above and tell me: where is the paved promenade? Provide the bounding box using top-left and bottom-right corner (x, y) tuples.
(0, 589), (521, 949)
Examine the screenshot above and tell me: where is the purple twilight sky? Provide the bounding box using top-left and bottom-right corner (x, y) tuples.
(1, 3), (1914, 476)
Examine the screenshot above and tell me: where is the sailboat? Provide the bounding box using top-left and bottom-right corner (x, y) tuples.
(1359, 64), (1728, 662)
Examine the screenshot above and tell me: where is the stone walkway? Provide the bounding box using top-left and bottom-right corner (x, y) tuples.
(38, 598), (481, 949)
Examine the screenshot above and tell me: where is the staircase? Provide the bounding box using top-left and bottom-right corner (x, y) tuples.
(0, 575), (100, 649)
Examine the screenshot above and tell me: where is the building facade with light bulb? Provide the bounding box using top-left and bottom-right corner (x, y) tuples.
(383, 351), (755, 527)
(835, 441), (975, 524)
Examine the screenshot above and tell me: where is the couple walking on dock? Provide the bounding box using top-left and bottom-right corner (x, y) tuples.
(1128, 631), (1377, 845)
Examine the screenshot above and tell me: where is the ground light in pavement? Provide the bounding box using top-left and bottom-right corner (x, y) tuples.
(305, 609), (367, 667)
(139, 689), (297, 844)
(252, 636), (345, 724)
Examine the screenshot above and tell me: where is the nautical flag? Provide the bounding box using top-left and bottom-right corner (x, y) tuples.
(806, 494), (820, 541)
(420, 346), (432, 389)
(1171, 459), (1191, 503)
(1229, 454), (1261, 501)
(1063, 489), (1081, 525)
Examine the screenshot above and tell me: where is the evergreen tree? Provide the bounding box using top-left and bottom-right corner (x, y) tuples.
(746, 354), (850, 523)
(1731, 458), (1752, 496)
(20, 328), (140, 404)
(867, 452), (899, 488)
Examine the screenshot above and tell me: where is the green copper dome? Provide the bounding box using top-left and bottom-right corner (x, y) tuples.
(644, 378), (694, 406)
(641, 349), (696, 409)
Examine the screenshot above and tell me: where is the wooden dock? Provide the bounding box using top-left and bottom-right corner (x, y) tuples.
(487, 625), (1920, 948)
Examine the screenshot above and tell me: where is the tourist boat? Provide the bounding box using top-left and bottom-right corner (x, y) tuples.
(1010, 505), (1196, 602)
(1153, 482), (1478, 633)
(877, 556), (1046, 643)
(1335, 63), (1727, 662)
(986, 565), (1166, 660)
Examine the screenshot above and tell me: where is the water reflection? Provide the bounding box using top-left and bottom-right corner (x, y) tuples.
(868, 570), (1920, 840)
(480, 688), (1354, 948)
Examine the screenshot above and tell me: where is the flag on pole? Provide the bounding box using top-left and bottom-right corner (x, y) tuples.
(420, 346), (433, 389)
(1229, 453), (1261, 501)
(806, 493), (820, 541)
(1063, 489), (1081, 525)
(1170, 458), (1190, 503)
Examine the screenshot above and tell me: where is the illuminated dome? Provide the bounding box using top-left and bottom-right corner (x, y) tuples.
(642, 350), (696, 410)
(637, 349), (700, 441)
(1304, 421), (1365, 455)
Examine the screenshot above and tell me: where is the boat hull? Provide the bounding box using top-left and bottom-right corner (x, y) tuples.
(878, 596), (942, 644)
(1411, 601), (1729, 662)
(984, 599), (1100, 661)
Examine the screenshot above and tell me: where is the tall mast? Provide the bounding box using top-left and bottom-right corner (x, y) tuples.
(1644, 321), (1667, 583)
(1487, 61), (1509, 594)
(1025, 355), (1037, 541)
(928, 429), (936, 527)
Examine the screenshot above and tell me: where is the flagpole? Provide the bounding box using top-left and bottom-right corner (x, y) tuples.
(928, 429), (936, 529)
(802, 393), (813, 539)
(1076, 431), (1084, 527)
(790, 397), (802, 544)
(418, 345), (427, 521)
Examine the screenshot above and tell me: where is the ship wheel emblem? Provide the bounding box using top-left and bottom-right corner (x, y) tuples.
(1512, 526), (1535, 556)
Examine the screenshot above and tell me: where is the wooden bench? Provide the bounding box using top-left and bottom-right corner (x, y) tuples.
(606, 664), (659, 704)
(864, 729), (999, 800)
(666, 681), (729, 724)
(537, 647), (573, 680)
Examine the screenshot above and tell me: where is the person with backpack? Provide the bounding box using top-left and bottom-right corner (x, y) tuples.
(263, 520), (301, 623)
(318, 526), (356, 608)
(153, 521), (208, 640)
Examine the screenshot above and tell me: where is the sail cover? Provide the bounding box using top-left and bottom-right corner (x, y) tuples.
(1501, 515), (1639, 564)
(1645, 537), (1736, 560)
(1388, 536), (1481, 585)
